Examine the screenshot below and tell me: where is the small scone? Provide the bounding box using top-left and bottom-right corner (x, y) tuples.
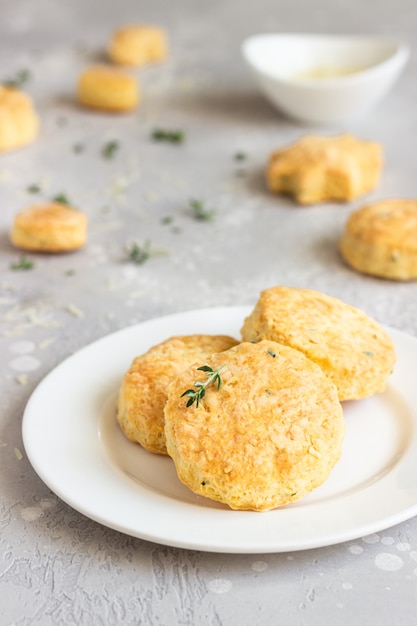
(117, 334), (238, 455)
(77, 65), (139, 112)
(10, 203), (88, 252)
(266, 134), (382, 205)
(241, 286), (396, 401)
(0, 86), (39, 152)
(340, 199), (417, 280)
(164, 340), (345, 511)
(108, 24), (168, 66)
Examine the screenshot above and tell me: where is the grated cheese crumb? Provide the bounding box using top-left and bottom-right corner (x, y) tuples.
(65, 304), (85, 318)
(16, 374), (28, 385)
(14, 447), (23, 460)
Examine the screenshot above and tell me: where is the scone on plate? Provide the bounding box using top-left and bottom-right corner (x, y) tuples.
(241, 286), (396, 401)
(117, 334), (238, 455)
(10, 203), (88, 252)
(0, 86), (39, 152)
(266, 134), (382, 205)
(340, 199), (417, 280)
(77, 65), (139, 112)
(108, 24), (168, 66)
(164, 340), (345, 511)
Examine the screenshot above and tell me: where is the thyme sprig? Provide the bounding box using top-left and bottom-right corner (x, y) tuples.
(10, 255), (34, 270)
(181, 365), (226, 408)
(152, 128), (185, 144)
(102, 140), (120, 160)
(52, 193), (70, 205)
(189, 198), (215, 221)
(3, 69), (31, 89)
(126, 240), (151, 265)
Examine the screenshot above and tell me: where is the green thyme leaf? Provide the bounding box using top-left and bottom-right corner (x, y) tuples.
(10, 255), (34, 270)
(27, 184), (41, 194)
(152, 128), (185, 144)
(126, 240), (152, 265)
(189, 198), (215, 222)
(3, 69), (31, 89)
(180, 365), (226, 408)
(52, 193), (70, 205)
(234, 151), (247, 161)
(102, 140), (120, 160)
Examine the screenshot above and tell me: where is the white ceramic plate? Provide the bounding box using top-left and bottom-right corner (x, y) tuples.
(22, 307), (417, 553)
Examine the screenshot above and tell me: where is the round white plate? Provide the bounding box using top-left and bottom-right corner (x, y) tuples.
(22, 306), (417, 553)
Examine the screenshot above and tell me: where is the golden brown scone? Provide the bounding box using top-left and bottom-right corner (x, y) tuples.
(266, 134), (382, 205)
(164, 340), (344, 511)
(117, 334), (238, 455)
(340, 199), (417, 281)
(241, 286), (396, 401)
(0, 87), (39, 152)
(77, 65), (139, 112)
(10, 203), (88, 252)
(108, 24), (168, 66)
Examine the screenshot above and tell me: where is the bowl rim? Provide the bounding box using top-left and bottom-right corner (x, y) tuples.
(241, 32), (410, 88)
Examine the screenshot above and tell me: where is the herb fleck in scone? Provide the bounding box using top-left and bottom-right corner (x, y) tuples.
(241, 286), (396, 401)
(10, 203), (88, 252)
(266, 134), (382, 205)
(77, 65), (139, 112)
(164, 340), (345, 511)
(340, 199), (417, 280)
(117, 334), (238, 455)
(0, 86), (39, 152)
(108, 24), (168, 66)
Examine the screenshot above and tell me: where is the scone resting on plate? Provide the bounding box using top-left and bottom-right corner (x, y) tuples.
(0, 86), (39, 152)
(241, 286), (396, 401)
(10, 202), (88, 252)
(108, 24), (168, 66)
(266, 134), (382, 205)
(77, 65), (139, 112)
(117, 334), (238, 455)
(340, 199), (417, 281)
(164, 340), (345, 511)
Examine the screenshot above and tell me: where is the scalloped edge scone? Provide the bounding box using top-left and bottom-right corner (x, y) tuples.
(266, 134), (382, 205)
(108, 24), (168, 66)
(0, 86), (39, 152)
(10, 202), (88, 252)
(241, 286), (396, 401)
(164, 340), (345, 511)
(340, 199), (417, 280)
(117, 334), (238, 455)
(77, 65), (139, 112)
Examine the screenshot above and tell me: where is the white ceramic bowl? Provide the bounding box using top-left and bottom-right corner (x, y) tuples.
(242, 33), (409, 125)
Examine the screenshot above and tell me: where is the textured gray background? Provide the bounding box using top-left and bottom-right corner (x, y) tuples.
(1, 0), (417, 624)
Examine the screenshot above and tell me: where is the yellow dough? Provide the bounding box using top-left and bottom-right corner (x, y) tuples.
(241, 286), (396, 401)
(164, 340), (344, 511)
(10, 203), (88, 252)
(77, 65), (139, 112)
(0, 87), (39, 152)
(117, 334), (238, 455)
(340, 199), (417, 280)
(108, 24), (168, 66)
(266, 134), (382, 205)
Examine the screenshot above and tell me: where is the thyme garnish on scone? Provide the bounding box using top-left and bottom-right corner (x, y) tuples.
(181, 365), (226, 408)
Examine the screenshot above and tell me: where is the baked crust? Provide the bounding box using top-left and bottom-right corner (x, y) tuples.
(108, 24), (168, 66)
(241, 286), (396, 401)
(340, 199), (417, 280)
(266, 134), (382, 204)
(117, 334), (238, 455)
(77, 65), (139, 112)
(164, 340), (344, 511)
(0, 87), (39, 152)
(10, 203), (88, 252)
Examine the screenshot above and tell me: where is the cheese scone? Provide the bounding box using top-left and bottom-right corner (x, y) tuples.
(164, 340), (344, 511)
(108, 24), (168, 66)
(117, 334), (238, 455)
(0, 86), (39, 152)
(340, 199), (417, 280)
(10, 203), (87, 253)
(241, 286), (396, 401)
(266, 134), (382, 205)
(77, 65), (139, 112)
